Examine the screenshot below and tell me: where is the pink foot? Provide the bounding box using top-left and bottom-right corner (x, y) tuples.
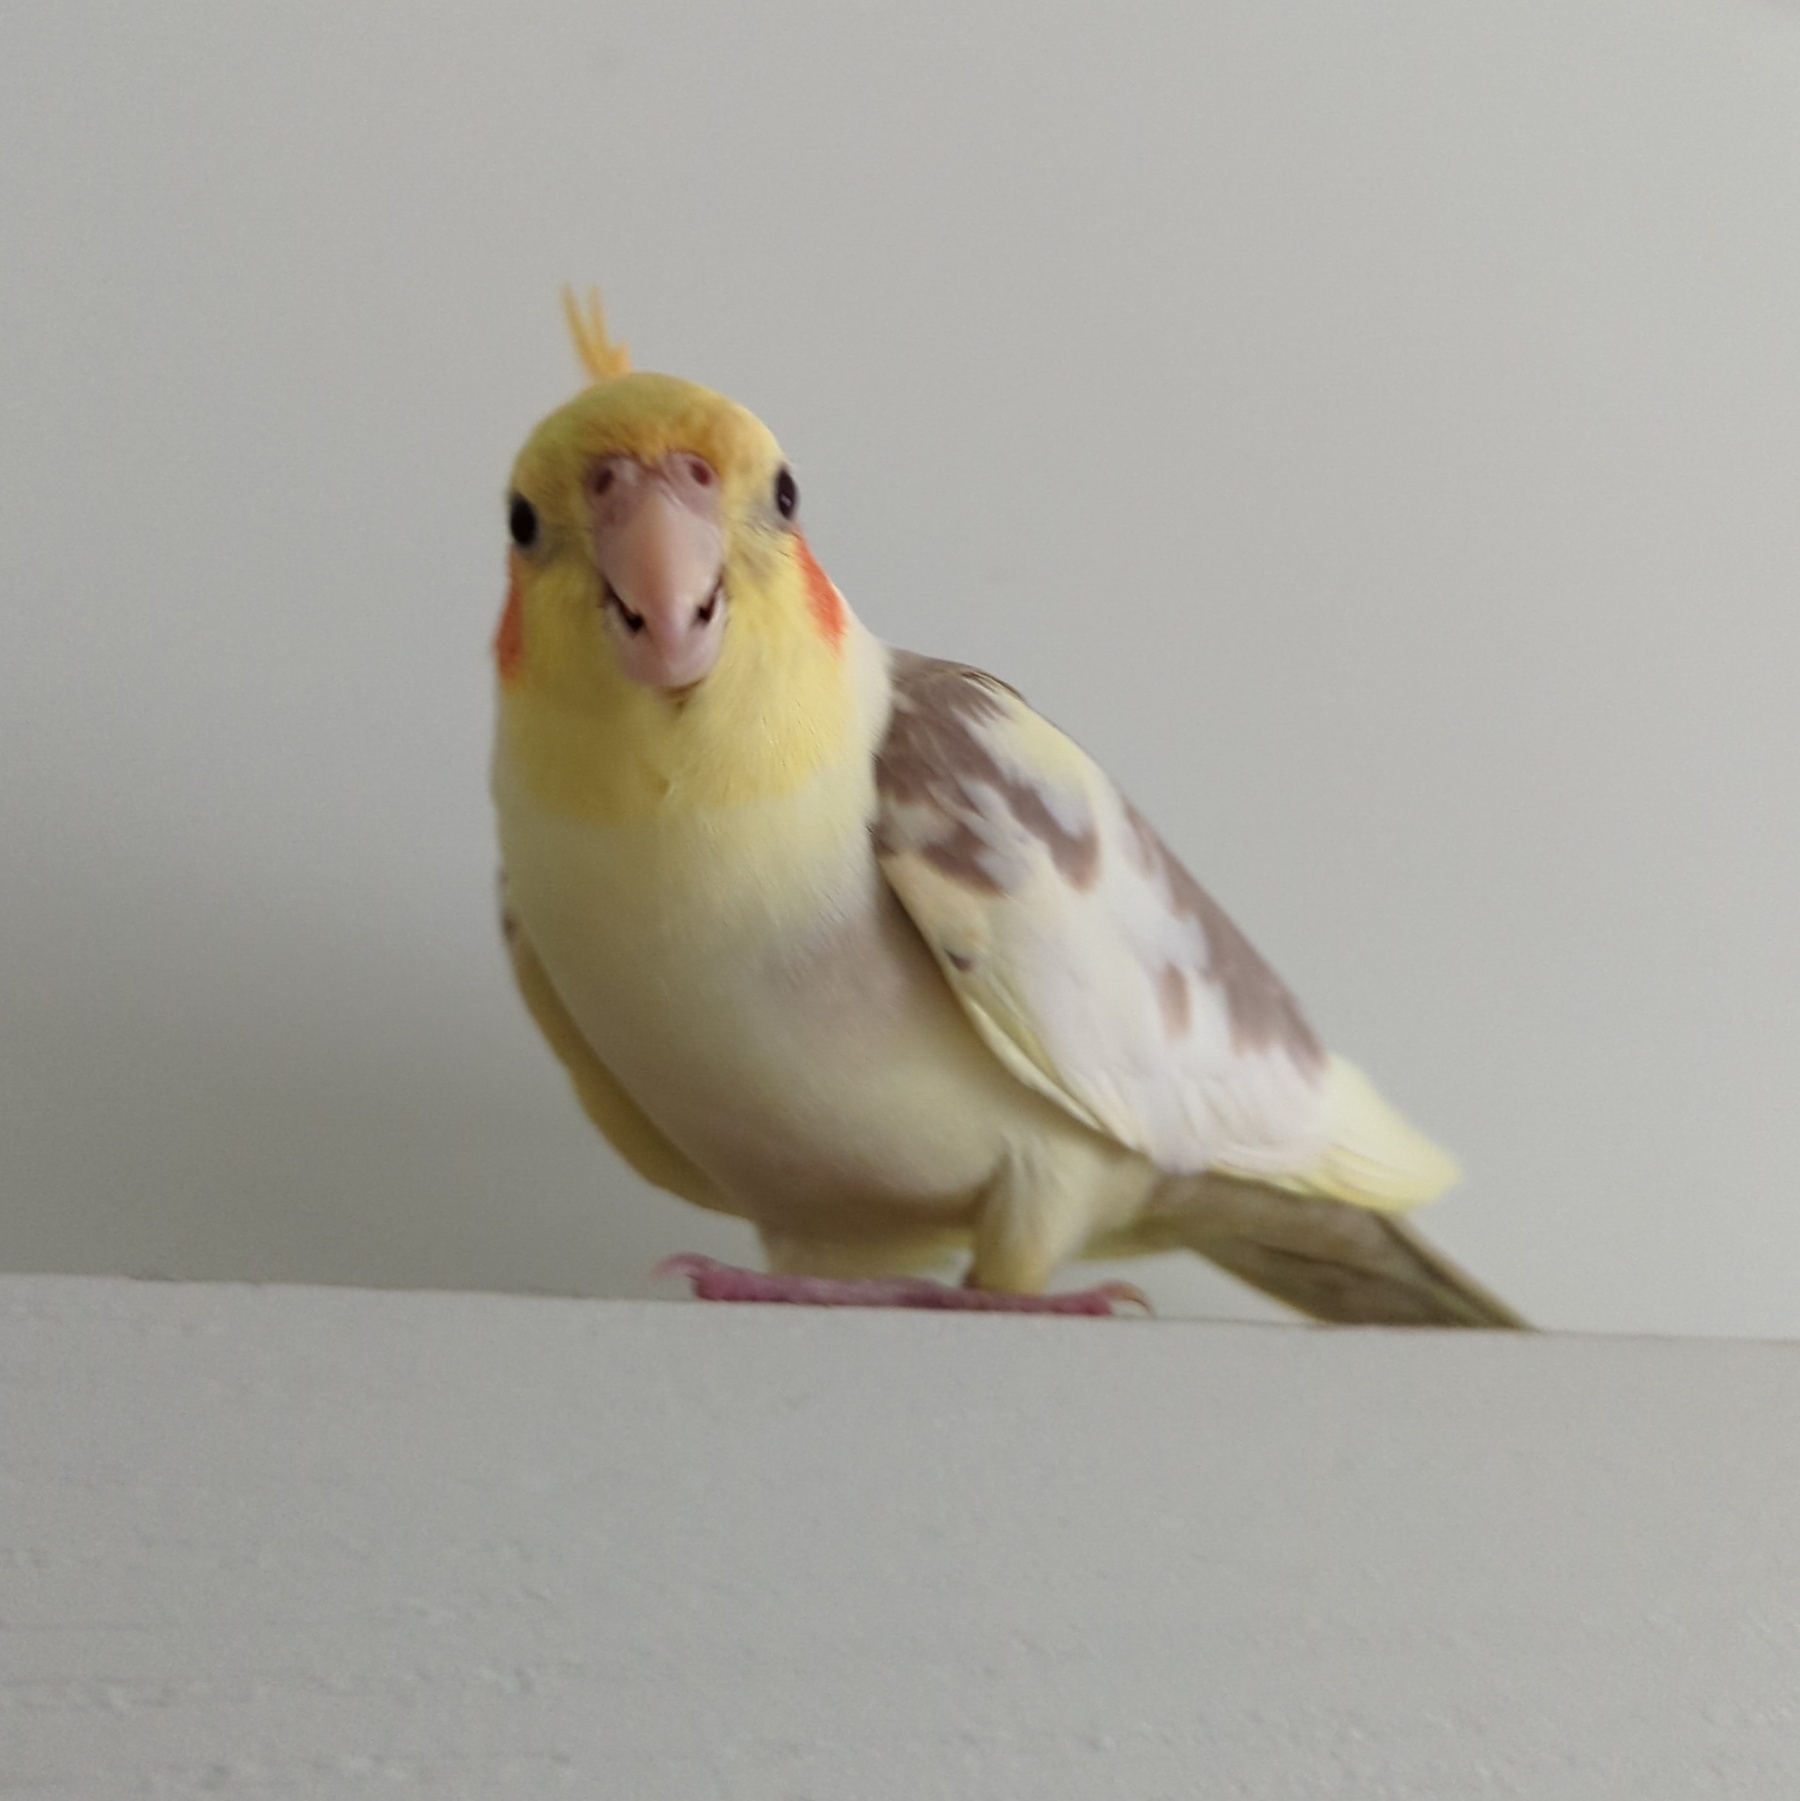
(655, 1255), (1150, 1317)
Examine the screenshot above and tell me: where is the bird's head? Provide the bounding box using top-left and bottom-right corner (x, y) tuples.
(494, 293), (852, 820)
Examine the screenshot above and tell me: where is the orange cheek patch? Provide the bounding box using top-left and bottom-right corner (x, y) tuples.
(794, 534), (847, 651)
(494, 552), (525, 684)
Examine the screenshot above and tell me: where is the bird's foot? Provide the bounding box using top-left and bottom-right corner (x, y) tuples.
(655, 1255), (1150, 1317)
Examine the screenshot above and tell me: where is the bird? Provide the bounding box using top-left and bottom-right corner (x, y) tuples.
(489, 290), (1523, 1326)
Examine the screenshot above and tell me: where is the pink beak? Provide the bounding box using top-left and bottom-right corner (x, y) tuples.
(588, 453), (727, 690)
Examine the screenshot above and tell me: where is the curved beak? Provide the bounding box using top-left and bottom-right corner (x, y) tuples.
(590, 457), (727, 690)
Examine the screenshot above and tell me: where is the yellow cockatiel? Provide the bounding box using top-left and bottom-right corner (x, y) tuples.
(491, 292), (1522, 1325)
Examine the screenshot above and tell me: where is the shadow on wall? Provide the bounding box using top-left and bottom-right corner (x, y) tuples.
(0, 880), (759, 1299)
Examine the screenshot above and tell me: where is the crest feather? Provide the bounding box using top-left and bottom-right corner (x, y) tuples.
(561, 286), (632, 383)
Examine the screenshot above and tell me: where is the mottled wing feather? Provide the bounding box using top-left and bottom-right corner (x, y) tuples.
(873, 652), (1332, 1180)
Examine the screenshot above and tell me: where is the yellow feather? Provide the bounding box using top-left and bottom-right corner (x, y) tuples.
(500, 371), (848, 825)
(504, 906), (734, 1214)
(561, 285), (631, 383)
(1261, 1057), (1463, 1212)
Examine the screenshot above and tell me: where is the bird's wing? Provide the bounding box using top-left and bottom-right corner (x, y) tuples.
(873, 653), (1457, 1208)
(500, 887), (738, 1217)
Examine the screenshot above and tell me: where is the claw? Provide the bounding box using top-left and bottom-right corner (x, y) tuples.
(654, 1255), (1151, 1317)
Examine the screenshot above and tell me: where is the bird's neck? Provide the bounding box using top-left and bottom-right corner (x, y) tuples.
(493, 617), (895, 957)
(496, 612), (889, 828)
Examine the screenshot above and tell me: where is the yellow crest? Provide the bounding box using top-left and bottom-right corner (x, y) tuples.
(561, 286), (632, 384)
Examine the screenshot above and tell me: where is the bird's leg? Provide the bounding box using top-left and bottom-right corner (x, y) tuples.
(964, 1145), (1145, 1298)
(656, 1255), (1147, 1315)
(656, 1156), (1151, 1316)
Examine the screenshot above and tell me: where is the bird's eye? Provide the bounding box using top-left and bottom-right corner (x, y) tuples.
(774, 465), (798, 521)
(508, 494), (539, 549)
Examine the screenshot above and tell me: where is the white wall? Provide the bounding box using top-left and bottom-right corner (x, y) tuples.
(4, 1), (1800, 1334)
(5, 1274), (1799, 1797)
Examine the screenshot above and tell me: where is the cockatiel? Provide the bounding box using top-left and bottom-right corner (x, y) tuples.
(491, 291), (1522, 1326)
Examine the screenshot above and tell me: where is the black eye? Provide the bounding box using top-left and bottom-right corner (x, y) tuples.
(508, 493), (538, 549)
(774, 465), (798, 521)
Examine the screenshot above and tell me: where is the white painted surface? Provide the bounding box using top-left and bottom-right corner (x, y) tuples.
(2, 1274), (1797, 1797)
(5, 2), (1800, 1334)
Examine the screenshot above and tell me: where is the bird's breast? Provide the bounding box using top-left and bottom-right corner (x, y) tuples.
(493, 740), (1040, 1219)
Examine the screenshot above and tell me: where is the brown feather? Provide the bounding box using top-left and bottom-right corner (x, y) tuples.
(1155, 1176), (1527, 1327)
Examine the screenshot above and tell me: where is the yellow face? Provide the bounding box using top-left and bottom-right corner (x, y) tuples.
(495, 373), (851, 823)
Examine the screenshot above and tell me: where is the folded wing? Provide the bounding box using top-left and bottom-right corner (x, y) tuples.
(872, 652), (1457, 1210)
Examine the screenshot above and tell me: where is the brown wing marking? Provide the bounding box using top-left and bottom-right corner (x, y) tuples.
(1119, 800), (1324, 1068)
(874, 652), (1101, 893)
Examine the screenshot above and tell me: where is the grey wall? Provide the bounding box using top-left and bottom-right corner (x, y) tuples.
(4, 0), (1799, 1334)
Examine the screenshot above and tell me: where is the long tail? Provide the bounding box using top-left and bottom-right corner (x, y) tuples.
(1142, 1174), (1527, 1328)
